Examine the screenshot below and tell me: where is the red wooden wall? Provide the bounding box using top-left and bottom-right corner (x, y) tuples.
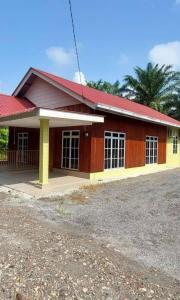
(8, 109), (167, 174)
(89, 113), (167, 172)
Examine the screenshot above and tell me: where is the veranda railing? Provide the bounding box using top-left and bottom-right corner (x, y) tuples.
(0, 150), (39, 169)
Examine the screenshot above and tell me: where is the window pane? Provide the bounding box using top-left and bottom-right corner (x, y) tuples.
(63, 131), (70, 136)
(113, 133), (118, 137)
(105, 132), (111, 137)
(72, 131), (79, 136)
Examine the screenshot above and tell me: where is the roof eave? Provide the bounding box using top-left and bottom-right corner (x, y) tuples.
(96, 104), (180, 128)
(0, 107), (104, 128)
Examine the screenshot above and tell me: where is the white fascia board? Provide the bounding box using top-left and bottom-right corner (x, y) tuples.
(97, 104), (180, 128)
(38, 108), (104, 123)
(13, 68), (96, 110)
(0, 108), (104, 124)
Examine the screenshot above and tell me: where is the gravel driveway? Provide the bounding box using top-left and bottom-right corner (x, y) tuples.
(0, 168), (180, 299)
(53, 168), (180, 281)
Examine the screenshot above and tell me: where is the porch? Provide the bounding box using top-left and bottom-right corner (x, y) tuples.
(0, 169), (89, 197)
(0, 107), (104, 186)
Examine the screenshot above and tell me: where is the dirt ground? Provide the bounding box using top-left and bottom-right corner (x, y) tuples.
(0, 169), (180, 299)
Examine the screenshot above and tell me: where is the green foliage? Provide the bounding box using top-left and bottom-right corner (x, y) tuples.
(163, 88), (180, 120)
(0, 128), (9, 150)
(87, 63), (180, 120)
(87, 79), (122, 96)
(121, 63), (180, 114)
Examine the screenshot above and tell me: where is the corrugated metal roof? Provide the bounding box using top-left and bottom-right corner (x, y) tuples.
(0, 94), (35, 116)
(32, 68), (180, 127)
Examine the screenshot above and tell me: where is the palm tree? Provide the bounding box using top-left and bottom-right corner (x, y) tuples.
(87, 80), (122, 96)
(122, 63), (180, 113)
(163, 87), (180, 120)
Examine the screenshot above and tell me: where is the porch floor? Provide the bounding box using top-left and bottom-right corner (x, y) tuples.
(0, 169), (90, 197)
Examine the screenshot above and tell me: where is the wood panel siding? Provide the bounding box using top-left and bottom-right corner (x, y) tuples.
(24, 77), (79, 109)
(89, 113), (167, 172)
(59, 103), (94, 114)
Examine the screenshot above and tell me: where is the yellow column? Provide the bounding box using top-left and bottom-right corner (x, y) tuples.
(39, 119), (49, 185)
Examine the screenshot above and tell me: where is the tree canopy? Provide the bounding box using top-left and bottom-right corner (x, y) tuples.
(87, 80), (122, 96)
(87, 63), (180, 119)
(121, 63), (180, 113)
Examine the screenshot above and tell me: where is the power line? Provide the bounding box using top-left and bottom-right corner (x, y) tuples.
(68, 0), (84, 97)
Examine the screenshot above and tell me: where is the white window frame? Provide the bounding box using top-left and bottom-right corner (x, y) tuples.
(17, 132), (29, 163)
(18, 132), (29, 151)
(173, 135), (178, 154)
(61, 130), (80, 171)
(104, 131), (126, 170)
(145, 136), (158, 165)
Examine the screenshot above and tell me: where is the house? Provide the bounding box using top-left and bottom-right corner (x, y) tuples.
(0, 67), (180, 185)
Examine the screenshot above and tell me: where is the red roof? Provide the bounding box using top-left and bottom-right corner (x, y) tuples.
(32, 68), (180, 127)
(0, 94), (35, 116)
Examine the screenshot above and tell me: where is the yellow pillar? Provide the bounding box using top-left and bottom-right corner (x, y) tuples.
(39, 119), (49, 185)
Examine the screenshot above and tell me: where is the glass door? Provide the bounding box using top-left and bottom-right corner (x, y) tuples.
(62, 131), (80, 170)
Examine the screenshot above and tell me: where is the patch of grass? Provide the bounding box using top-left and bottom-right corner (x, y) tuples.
(69, 191), (88, 204)
(81, 183), (105, 193)
(56, 203), (71, 216)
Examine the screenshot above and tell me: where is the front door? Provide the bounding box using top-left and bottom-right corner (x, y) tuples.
(18, 132), (28, 163)
(62, 130), (80, 170)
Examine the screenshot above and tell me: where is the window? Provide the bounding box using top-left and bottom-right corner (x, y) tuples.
(18, 132), (28, 151)
(18, 132), (29, 163)
(104, 131), (125, 169)
(62, 131), (80, 170)
(145, 136), (158, 164)
(173, 136), (178, 154)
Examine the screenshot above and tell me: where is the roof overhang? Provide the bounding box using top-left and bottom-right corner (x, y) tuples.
(96, 104), (180, 128)
(0, 108), (104, 128)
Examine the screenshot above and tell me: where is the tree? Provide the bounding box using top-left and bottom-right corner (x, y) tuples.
(0, 128), (8, 151)
(163, 88), (180, 120)
(121, 63), (180, 113)
(87, 80), (122, 96)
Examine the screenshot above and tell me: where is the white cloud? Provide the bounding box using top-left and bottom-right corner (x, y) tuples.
(119, 53), (129, 64)
(46, 47), (75, 67)
(149, 41), (180, 70)
(73, 71), (87, 85)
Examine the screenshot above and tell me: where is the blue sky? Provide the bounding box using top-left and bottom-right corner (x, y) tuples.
(0, 0), (180, 94)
